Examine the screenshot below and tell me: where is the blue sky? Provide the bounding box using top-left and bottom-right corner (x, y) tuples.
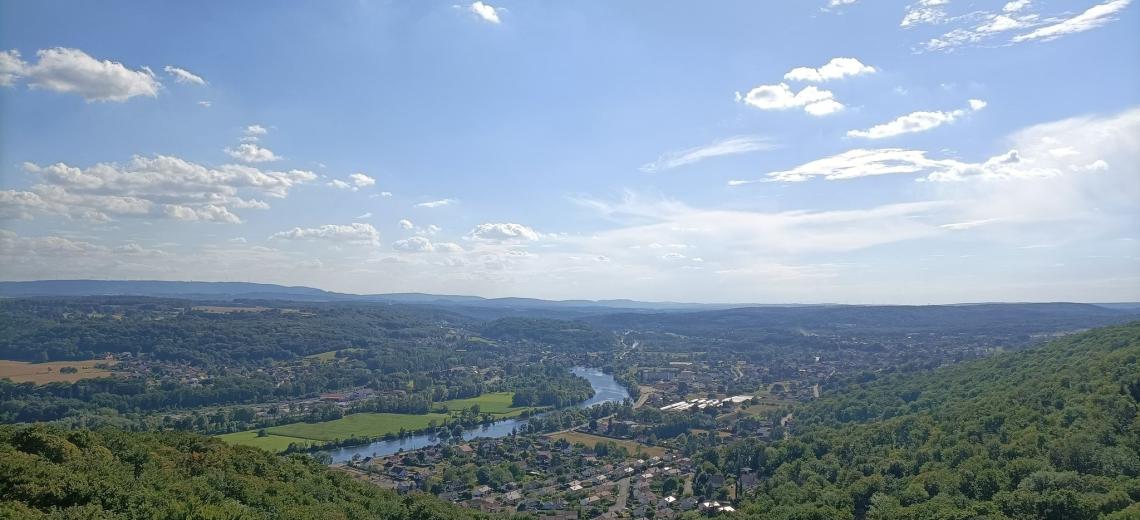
(1, 0), (1137, 303)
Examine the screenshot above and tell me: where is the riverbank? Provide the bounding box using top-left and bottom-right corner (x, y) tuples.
(217, 367), (629, 457)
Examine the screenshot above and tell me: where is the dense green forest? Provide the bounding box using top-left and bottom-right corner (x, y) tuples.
(0, 424), (505, 519)
(710, 322), (1140, 520)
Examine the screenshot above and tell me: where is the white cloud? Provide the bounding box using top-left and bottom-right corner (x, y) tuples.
(828, 0), (858, 6)
(399, 219), (415, 230)
(760, 148), (951, 182)
(736, 83), (844, 116)
(163, 204), (242, 224)
(392, 236), (463, 253)
(164, 65), (206, 85)
(1013, 0), (1131, 42)
(197, 100), (212, 108)
(1004, 0), (1031, 12)
(783, 57), (876, 82)
(416, 198), (455, 208)
(940, 218), (1001, 230)
(846, 99), (985, 139)
(2, 47), (160, 101)
(270, 223), (380, 245)
(245, 124), (268, 136)
(737, 106), (1138, 191)
(468, 222), (541, 241)
(469, 1), (501, 23)
(902, 0), (951, 27)
(0, 50), (27, 86)
(349, 173), (375, 187)
(392, 236), (436, 252)
(919, 0), (1127, 51)
(225, 143), (281, 163)
(640, 135), (776, 173)
(355, 212), (372, 219)
(327, 179), (353, 190)
(4, 155), (314, 223)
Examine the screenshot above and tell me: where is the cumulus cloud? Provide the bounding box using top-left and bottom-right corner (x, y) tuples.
(416, 198), (455, 208)
(164, 65), (206, 85)
(271, 223), (380, 245)
(468, 223), (541, 241)
(3, 155), (314, 223)
(392, 236), (435, 252)
(225, 143), (281, 163)
(327, 179), (353, 190)
(783, 57), (876, 82)
(0, 47), (160, 101)
(736, 83), (843, 116)
(641, 136), (776, 173)
(846, 99), (985, 139)
(0, 50), (26, 86)
(392, 236), (463, 253)
(1013, 0), (1131, 42)
(245, 124), (268, 136)
(399, 219), (415, 230)
(469, 1), (501, 23)
(350, 173), (376, 188)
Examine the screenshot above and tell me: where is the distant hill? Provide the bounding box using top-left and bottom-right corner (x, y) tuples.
(1, 280), (1136, 320)
(0, 280), (339, 300)
(584, 302), (1140, 337)
(0, 279), (740, 312)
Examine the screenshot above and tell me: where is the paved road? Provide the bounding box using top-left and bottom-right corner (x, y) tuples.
(609, 477), (630, 513)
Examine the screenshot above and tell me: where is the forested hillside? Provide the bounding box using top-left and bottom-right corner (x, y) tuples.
(717, 322), (1140, 519)
(0, 425), (501, 519)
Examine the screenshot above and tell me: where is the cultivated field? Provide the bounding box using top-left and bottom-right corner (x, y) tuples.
(549, 431), (667, 458)
(0, 359), (115, 384)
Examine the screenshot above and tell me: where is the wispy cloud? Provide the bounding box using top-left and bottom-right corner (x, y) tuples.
(416, 198), (456, 208)
(1013, 0), (1131, 42)
(641, 136), (777, 173)
(164, 65), (206, 85)
(846, 99), (985, 139)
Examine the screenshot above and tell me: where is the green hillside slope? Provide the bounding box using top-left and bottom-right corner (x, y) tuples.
(0, 426), (498, 519)
(722, 322), (1140, 520)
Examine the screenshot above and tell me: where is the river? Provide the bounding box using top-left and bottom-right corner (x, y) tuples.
(321, 366), (630, 463)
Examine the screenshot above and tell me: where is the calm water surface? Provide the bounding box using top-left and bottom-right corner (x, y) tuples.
(322, 367), (629, 463)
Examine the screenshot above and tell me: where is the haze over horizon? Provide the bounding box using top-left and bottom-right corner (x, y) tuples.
(2, 1), (1138, 304)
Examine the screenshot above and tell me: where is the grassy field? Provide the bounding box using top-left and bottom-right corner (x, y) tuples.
(437, 392), (526, 416)
(549, 431), (667, 458)
(265, 412), (452, 442)
(0, 359), (115, 384)
(216, 430), (308, 451)
(218, 391), (527, 451)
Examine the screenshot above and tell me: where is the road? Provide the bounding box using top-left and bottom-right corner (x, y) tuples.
(633, 386), (654, 409)
(609, 477), (630, 513)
